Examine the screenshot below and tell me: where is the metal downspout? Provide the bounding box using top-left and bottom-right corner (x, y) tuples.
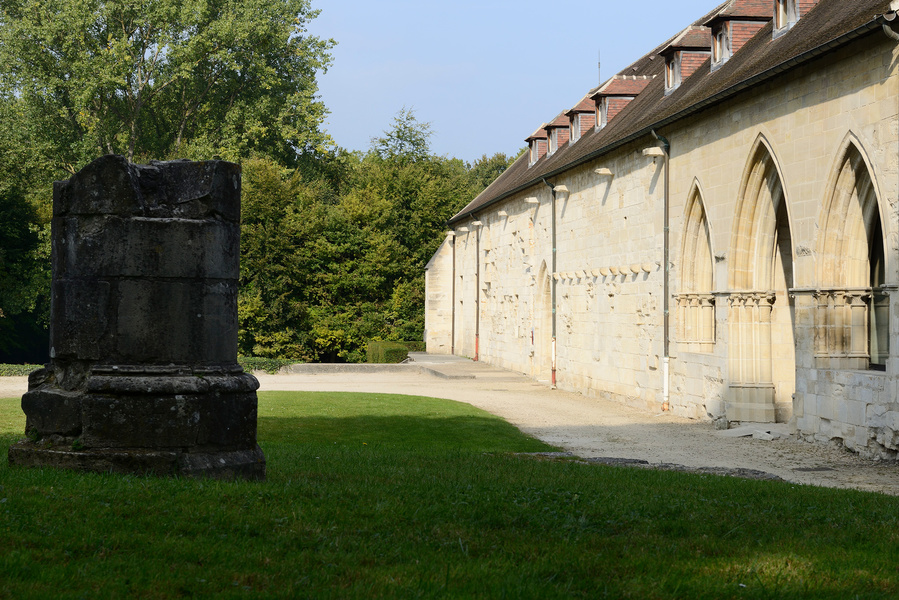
(451, 233), (456, 356)
(543, 178), (557, 389)
(652, 130), (671, 412)
(473, 216), (480, 362)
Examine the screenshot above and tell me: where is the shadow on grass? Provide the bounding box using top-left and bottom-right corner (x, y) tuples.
(3, 414), (899, 597)
(258, 414), (553, 453)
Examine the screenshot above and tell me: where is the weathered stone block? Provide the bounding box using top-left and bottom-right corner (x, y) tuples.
(10, 156), (263, 480)
(22, 388), (82, 437)
(50, 280), (110, 361)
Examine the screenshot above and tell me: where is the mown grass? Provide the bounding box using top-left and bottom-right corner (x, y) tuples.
(1, 391), (899, 598)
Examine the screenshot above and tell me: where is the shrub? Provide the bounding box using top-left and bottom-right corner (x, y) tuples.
(0, 363), (42, 377)
(238, 356), (295, 374)
(366, 341), (408, 364)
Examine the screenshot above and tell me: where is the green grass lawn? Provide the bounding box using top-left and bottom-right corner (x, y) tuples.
(1, 391), (898, 599)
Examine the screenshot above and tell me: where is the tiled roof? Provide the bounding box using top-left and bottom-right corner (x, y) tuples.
(565, 98), (595, 115)
(591, 76), (654, 97)
(524, 126), (547, 141)
(545, 113), (570, 129)
(707, 0), (773, 23)
(661, 26), (712, 53)
(450, 0), (894, 224)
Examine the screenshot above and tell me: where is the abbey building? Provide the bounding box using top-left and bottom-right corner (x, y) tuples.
(425, 0), (899, 457)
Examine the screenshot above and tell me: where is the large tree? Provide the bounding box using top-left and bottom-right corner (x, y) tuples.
(0, 0), (333, 172)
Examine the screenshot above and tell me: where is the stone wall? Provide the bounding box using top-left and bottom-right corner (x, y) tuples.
(428, 32), (899, 457)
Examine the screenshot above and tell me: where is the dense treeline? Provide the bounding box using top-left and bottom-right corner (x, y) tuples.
(0, 1), (516, 362)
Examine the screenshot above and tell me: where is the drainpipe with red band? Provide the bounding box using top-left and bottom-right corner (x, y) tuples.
(542, 179), (557, 389)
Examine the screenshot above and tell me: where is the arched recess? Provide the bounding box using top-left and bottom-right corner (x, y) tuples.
(815, 138), (889, 369)
(533, 260), (553, 381)
(726, 138), (795, 422)
(678, 181), (715, 351)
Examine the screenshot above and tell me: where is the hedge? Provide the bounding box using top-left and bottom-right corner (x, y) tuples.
(0, 364), (42, 377)
(366, 341), (409, 364)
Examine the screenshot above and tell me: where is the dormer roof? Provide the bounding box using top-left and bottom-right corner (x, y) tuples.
(590, 76), (654, 99)
(660, 26), (712, 55)
(525, 126), (548, 142)
(544, 113), (570, 130)
(565, 98), (595, 117)
(705, 0), (773, 26)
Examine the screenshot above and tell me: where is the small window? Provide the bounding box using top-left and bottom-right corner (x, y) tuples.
(571, 115), (581, 143)
(665, 52), (682, 93)
(529, 140), (540, 165)
(598, 99), (609, 129)
(712, 23), (731, 67)
(548, 129), (559, 155)
(774, 0), (798, 35)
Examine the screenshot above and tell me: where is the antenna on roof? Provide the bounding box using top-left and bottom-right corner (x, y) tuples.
(597, 49), (601, 84)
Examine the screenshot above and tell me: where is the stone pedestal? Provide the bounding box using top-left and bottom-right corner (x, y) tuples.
(7, 155), (265, 479)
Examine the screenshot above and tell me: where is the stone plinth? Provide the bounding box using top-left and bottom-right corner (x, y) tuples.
(7, 155), (265, 479)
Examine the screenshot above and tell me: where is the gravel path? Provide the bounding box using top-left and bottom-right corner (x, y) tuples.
(4, 354), (898, 495)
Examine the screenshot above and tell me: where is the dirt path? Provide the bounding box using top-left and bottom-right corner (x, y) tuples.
(5, 355), (898, 495)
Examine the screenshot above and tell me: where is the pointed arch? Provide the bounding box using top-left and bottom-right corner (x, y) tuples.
(678, 180), (715, 351)
(680, 179), (714, 292)
(815, 136), (889, 369)
(729, 135), (793, 291)
(726, 137), (795, 423)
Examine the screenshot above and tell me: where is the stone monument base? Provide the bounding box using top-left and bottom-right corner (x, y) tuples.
(8, 442), (265, 480)
(10, 364), (265, 480)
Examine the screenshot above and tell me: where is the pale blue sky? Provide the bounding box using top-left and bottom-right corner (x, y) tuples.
(308, 1), (723, 162)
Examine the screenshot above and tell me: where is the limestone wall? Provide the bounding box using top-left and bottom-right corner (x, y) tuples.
(424, 236), (454, 354)
(429, 33), (899, 457)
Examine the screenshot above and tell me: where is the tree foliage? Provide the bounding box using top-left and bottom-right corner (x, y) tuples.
(239, 109), (515, 362)
(0, 0), (333, 171)
(0, 95), (52, 362)
(0, 0), (517, 364)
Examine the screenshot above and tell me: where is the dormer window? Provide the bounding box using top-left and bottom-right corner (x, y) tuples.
(528, 138), (546, 166)
(543, 114), (570, 156)
(548, 128), (561, 155)
(712, 22), (731, 68)
(566, 99), (595, 144)
(590, 76), (651, 128)
(665, 52), (682, 92)
(660, 26), (711, 94)
(571, 114), (582, 143)
(597, 98), (609, 129)
(774, 0), (798, 35)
